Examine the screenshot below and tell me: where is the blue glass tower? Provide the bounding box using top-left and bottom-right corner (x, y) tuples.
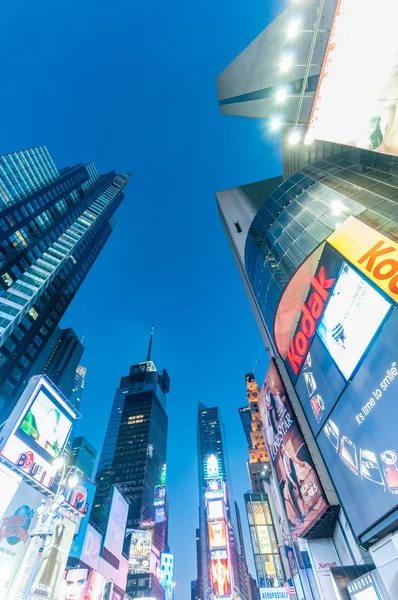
(0, 146), (129, 415)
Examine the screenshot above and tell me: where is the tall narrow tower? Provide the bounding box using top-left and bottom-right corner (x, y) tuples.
(197, 403), (249, 600)
(92, 330), (170, 600)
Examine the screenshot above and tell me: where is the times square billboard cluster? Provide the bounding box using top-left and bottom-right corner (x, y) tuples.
(202, 453), (233, 599)
(0, 374), (173, 600)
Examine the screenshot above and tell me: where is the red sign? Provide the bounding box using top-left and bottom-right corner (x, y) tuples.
(287, 267), (335, 375)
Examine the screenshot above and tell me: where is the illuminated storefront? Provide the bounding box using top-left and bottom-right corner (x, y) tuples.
(245, 493), (284, 588)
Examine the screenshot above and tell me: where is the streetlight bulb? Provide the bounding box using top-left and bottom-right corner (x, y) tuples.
(287, 19), (300, 39)
(276, 88), (287, 104)
(280, 56), (293, 73)
(68, 473), (79, 488)
(288, 130), (301, 145)
(53, 456), (64, 471)
(270, 118), (281, 132)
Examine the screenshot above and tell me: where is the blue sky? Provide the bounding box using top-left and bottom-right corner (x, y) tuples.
(2, 0), (285, 596)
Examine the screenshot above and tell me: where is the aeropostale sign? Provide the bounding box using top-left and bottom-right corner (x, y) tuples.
(328, 216), (398, 303)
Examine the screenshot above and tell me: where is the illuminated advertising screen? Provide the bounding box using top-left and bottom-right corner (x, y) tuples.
(0, 376), (76, 490)
(29, 513), (76, 599)
(68, 482), (97, 560)
(102, 486), (129, 567)
(306, 0), (398, 156)
(155, 507), (165, 523)
(58, 568), (105, 600)
(259, 360), (328, 538)
(211, 558), (231, 598)
(208, 500), (224, 521)
(208, 520), (227, 549)
(319, 307), (398, 539)
(154, 484), (166, 499)
(0, 480), (42, 600)
(205, 454), (220, 478)
(0, 463), (22, 521)
(205, 477), (223, 499)
(128, 529), (151, 574)
(79, 524), (102, 571)
(288, 239), (391, 436)
(317, 263), (390, 380)
(296, 334), (346, 435)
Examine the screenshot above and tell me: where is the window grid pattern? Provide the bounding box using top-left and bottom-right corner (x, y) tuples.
(0, 173), (130, 344)
(0, 146), (58, 208)
(245, 148), (398, 337)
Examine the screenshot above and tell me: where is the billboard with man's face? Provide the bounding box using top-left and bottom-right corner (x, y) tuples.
(259, 360), (328, 538)
(306, 0), (398, 156)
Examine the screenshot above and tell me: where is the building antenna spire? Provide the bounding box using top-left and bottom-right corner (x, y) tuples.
(146, 324), (154, 362)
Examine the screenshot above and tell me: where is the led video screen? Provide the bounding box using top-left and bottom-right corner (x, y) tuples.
(317, 262), (390, 380)
(18, 387), (73, 461)
(208, 500), (224, 521)
(318, 308), (398, 538)
(296, 334), (347, 436)
(306, 0), (398, 157)
(211, 558), (231, 598)
(208, 520), (227, 549)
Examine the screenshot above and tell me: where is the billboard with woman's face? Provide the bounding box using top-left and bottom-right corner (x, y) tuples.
(259, 360), (328, 538)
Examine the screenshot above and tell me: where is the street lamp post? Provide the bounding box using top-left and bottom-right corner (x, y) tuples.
(8, 458), (81, 600)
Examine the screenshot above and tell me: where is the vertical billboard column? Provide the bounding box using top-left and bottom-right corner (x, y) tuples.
(259, 359), (329, 538)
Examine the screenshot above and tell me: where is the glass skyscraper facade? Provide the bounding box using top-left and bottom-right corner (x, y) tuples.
(92, 359), (170, 599)
(0, 145), (129, 415)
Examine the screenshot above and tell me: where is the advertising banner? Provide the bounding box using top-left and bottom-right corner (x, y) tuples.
(208, 520), (227, 549)
(58, 567), (105, 600)
(128, 529), (151, 574)
(29, 514), (76, 599)
(259, 588), (289, 600)
(102, 487), (128, 567)
(0, 481), (42, 600)
(328, 216), (398, 304)
(68, 481), (96, 557)
(0, 463), (22, 521)
(80, 524), (102, 571)
(205, 477), (223, 499)
(211, 558), (231, 598)
(208, 500), (224, 521)
(0, 377), (75, 491)
(205, 454), (220, 478)
(306, 0), (398, 156)
(319, 307), (398, 538)
(259, 360), (328, 538)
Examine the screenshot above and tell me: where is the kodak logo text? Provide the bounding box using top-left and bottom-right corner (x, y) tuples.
(287, 266), (335, 375)
(358, 240), (398, 294)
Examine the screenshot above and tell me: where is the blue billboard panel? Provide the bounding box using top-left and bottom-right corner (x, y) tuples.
(296, 334), (345, 436)
(318, 308), (398, 538)
(68, 481), (96, 560)
(317, 263), (390, 380)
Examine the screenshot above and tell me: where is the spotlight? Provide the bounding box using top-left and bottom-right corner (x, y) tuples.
(280, 56), (293, 73)
(288, 130), (301, 145)
(276, 88), (287, 104)
(287, 19), (301, 39)
(68, 473), (79, 489)
(270, 118), (282, 132)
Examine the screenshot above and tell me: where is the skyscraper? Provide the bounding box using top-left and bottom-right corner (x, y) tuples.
(92, 332), (170, 599)
(197, 403), (248, 600)
(28, 326), (84, 398)
(0, 146), (129, 416)
(69, 364), (87, 409)
(68, 435), (97, 481)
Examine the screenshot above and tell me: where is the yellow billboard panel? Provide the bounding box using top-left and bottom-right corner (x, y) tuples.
(306, 0), (398, 156)
(327, 217), (398, 303)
